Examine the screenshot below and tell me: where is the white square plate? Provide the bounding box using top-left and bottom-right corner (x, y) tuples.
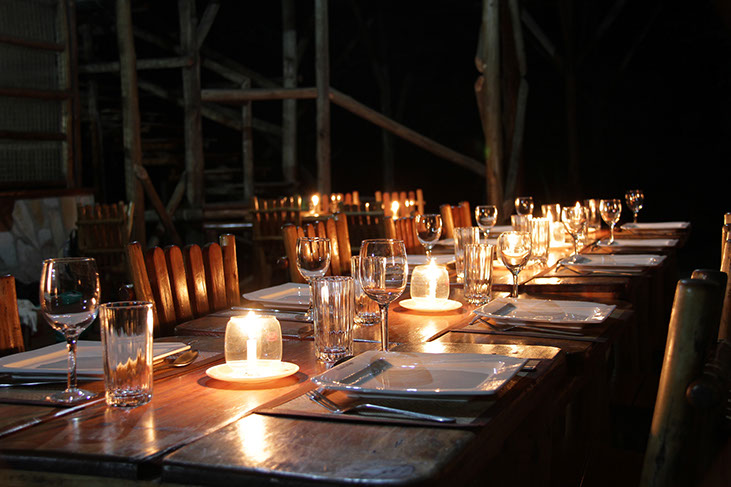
(474, 297), (615, 325)
(243, 283), (310, 309)
(311, 350), (526, 396)
(0, 341), (190, 378)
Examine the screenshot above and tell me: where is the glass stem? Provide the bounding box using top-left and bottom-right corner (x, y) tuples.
(66, 334), (78, 391)
(511, 271), (520, 298)
(306, 281), (314, 319)
(379, 303), (389, 351)
(573, 235), (579, 257)
(609, 224), (615, 244)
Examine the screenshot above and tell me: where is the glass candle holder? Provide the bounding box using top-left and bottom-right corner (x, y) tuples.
(410, 261), (450, 302)
(225, 313), (283, 375)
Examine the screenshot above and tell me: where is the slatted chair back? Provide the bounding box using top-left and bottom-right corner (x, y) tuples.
(281, 216), (351, 283)
(374, 189), (425, 217)
(639, 277), (725, 487)
(392, 216), (423, 254)
(341, 203), (390, 253)
(439, 201), (472, 238)
(126, 234), (240, 336)
(0, 275), (24, 357)
(251, 196), (302, 287)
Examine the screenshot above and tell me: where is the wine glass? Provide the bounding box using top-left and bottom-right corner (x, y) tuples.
(561, 205), (588, 262)
(296, 237), (331, 319)
(599, 199), (622, 245)
(515, 196), (534, 216)
(414, 214), (442, 260)
(359, 239), (408, 351)
(475, 205), (499, 237)
(39, 257), (101, 404)
(625, 189), (644, 223)
(497, 232), (532, 298)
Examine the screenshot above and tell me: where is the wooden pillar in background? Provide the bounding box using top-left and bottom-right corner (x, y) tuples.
(179, 0), (205, 207)
(282, 0), (298, 186)
(115, 0), (145, 242)
(315, 0), (331, 194)
(241, 78), (254, 202)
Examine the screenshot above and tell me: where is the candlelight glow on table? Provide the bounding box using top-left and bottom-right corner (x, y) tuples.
(206, 312), (298, 383)
(400, 260), (462, 312)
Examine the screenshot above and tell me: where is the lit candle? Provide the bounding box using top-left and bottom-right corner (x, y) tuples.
(310, 194), (320, 215)
(391, 201), (400, 219)
(225, 312), (283, 376)
(410, 260), (449, 302)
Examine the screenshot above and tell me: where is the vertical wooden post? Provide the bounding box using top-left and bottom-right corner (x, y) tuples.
(115, 0), (146, 242)
(282, 0), (298, 185)
(315, 0), (331, 194)
(241, 78), (254, 202)
(179, 0), (205, 207)
(80, 23), (105, 199)
(480, 0), (503, 209)
(559, 0), (580, 188)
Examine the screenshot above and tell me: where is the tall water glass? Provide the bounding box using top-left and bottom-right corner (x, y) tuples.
(530, 217), (551, 264)
(475, 205), (498, 237)
(39, 257), (100, 404)
(561, 205), (588, 262)
(497, 232), (532, 298)
(583, 199), (601, 231)
(312, 276), (354, 363)
(511, 214), (533, 233)
(453, 227), (480, 283)
(350, 256), (379, 325)
(515, 196), (534, 216)
(463, 243), (494, 305)
(541, 203), (564, 244)
(100, 301), (154, 407)
(414, 213), (442, 259)
(359, 239), (408, 351)
(625, 189), (644, 223)
(599, 199), (622, 245)
(296, 237), (331, 319)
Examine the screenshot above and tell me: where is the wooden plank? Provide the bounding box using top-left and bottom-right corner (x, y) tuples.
(0, 275), (24, 356)
(219, 234), (240, 308)
(184, 244), (210, 317)
(145, 247), (177, 336)
(203, 243), (227, 311)
(79, 56), (193, 74)
(201, 87), (317, 103)
(164, 245), (194, 323)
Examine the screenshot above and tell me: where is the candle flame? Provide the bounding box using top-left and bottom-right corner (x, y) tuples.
(391, 201), (400, 219)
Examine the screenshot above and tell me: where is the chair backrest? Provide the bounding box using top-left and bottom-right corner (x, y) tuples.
(439, 201), (472, 239)
(126, 234), (240, 336)
(374, 189), (425, 217)
(341, 203), (390, 252)
(252, 196), (302, 240)
(391, 216), (423, 254)
(0, 275), (24, 357)
(281, 216), (351, 283)
(640, 277), (725, 487)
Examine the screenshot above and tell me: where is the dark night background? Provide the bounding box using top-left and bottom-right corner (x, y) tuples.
(81, 0), (731, 275)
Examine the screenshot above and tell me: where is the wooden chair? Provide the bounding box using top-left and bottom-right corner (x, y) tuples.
(375, 189), (425, 217)
(126, 234), (240, 337)
(720, 219), (731, 342)
(439, 201), (472, 238)
(251, 196), (302, 287)
(76, 201), (134, 296)
(341, 203), (390, 253)
(281, 215), (350, 283)
(0, 275), (24, 357)
(387, 216), (423, 254)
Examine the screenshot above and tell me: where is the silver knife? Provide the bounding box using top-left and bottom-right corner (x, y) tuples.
(339, 358), (392, 386)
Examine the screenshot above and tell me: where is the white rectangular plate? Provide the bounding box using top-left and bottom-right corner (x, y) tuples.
(596, 238), (678, 247)
(311, 350), (526, 396)
(622, 222), (690, 230)
(406, 254), (454, 266)
(0, 341), (190, 378)
(243, 283), (310, 309)
(474, 297), (615, 325)
(558, 254), (665, 268)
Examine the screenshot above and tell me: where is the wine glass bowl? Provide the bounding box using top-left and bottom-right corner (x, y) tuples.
(599, 199), (622, 245)
(359, 239), (408, 351)
(475, 205), (498, 237)
(414, 214), (442, 259)
(561, 205), (588, 262)
(497, 232), (532, 298)
(625, 189), (644, 223)
(515, 196), (534, 216)
(296, 237), (331, 318)
(39, 257), (101, 404)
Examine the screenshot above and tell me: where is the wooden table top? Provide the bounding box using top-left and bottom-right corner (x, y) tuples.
(0, 228), (687, 486)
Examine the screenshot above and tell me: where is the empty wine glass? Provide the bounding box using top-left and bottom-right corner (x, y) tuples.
(414, 214), (442, 260)
(625, 189), (644, 223)
(39, 257), (101, 404)
(599, 199), (622, 245)
(515, 196), (534, 216)
(475, 205), (499, 237)
(296, 237), (331, 319)
(359, 239), (408, 351)
(497, 232), (532, 298)
(561, 205), (588, 262)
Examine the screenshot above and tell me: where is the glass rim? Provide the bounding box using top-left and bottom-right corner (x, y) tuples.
(100, 301), (154, 310)
(42, 256), (97, 264)
(360, 238), (404, 244)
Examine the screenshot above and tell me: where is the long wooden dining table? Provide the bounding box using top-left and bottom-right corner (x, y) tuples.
(0, 224), (688, 486)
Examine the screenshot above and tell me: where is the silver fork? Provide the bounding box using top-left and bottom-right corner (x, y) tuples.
(305, 390), (455, 423)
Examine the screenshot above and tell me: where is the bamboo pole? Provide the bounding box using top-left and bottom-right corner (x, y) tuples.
(282, 0), (298, 184)
(196, 0), (220, 48)
(203, 87), (317, 103)
(315, 0), (331, 194)
(79, 57), (193, 74)
(115, 0), (145, 242)
(178, 0), (205, 207)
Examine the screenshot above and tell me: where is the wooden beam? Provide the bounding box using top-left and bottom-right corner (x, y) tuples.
(282, 0), (298, 184)
(178, 0), (205, 207)
(79, 56), (193, 74)
(481, 0), (504, 207)
(116, 0), (146, 243)
(241, 79), (254, 202)
(197, 0), (221, 48)
(331, 89), (485, 177)
(0, 34), (65, 51)
(315, 0), (331, 194)
(135, 164), (182, 246)
(201, 87), (317, 103)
